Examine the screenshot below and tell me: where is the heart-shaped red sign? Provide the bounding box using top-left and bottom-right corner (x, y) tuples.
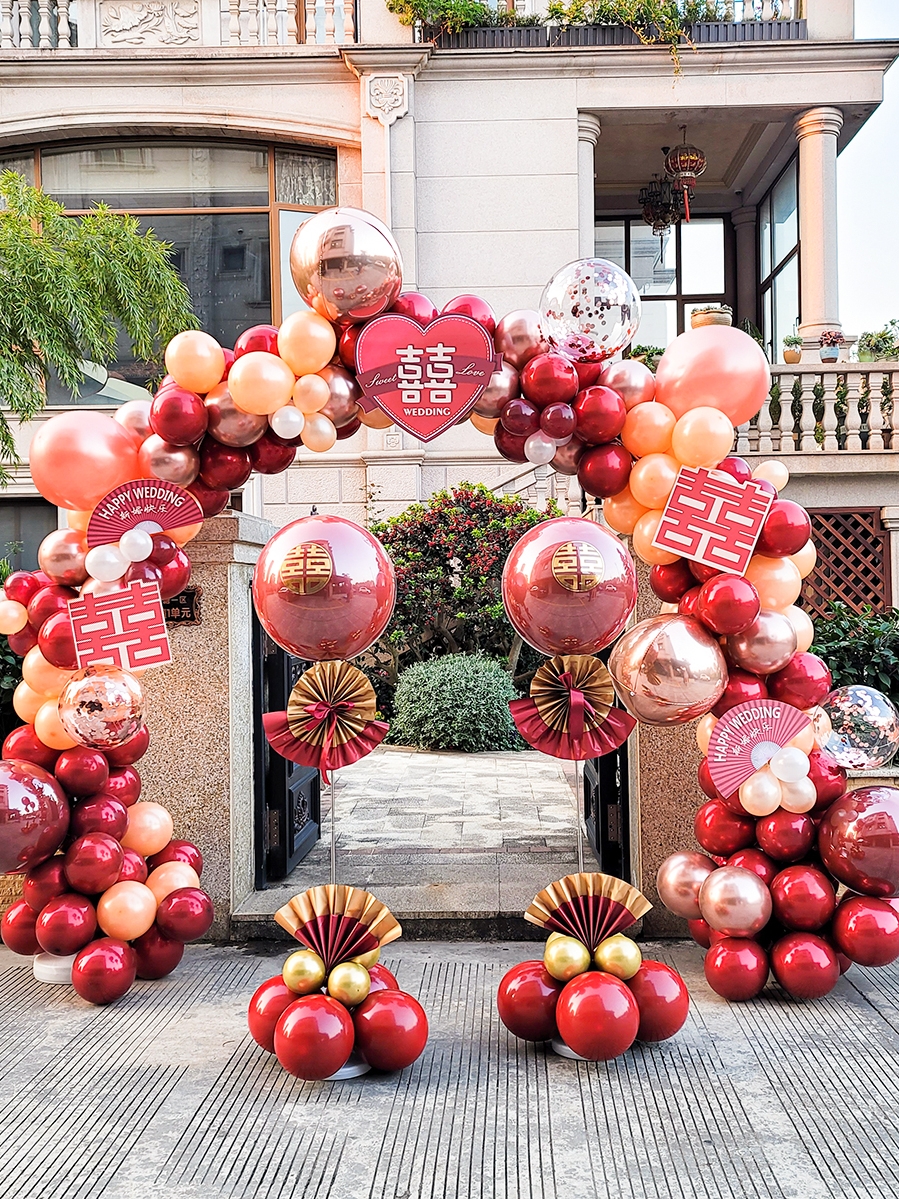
(354, 313), (501, 442)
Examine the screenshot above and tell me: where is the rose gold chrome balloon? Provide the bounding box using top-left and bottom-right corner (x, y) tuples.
(656, 851), (718, 919)
(698, 866), (772, 937)
(550, 437), (585, 476)
(138, 435), (200, 487)
(37, 529), (88, 588)
(608, 614), (728, 725)
(318, 365), (362, 428)
(494, 310), (548, 371)
(58, 666), (145, 750)
(113, 399), (153, 445)
(725, 609), (797, 676)
(599, 359), (656, 410)
(473, 361), (519, 418)
(204, 383), (268, 447)
(289, 208), (403, 325)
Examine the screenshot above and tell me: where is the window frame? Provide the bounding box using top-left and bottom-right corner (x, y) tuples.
(758, 156), (801, 364)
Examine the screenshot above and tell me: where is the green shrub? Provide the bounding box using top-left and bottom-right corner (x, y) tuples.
(810, 602), (899, 707)
(389, 654), (523, 753)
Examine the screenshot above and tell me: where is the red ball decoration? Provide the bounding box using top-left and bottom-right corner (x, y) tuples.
(572, 386), (627, 445)
(158, 550), (192, 602)
(770, 932), (839, 1000)
(697, 758), (718, 800)
(818, 786), (899, 897)
(695, 575), (760, 636)
(694, 800), (756, 856)
(36, 892), (98, 955)
(3, 724), (60, 772)
(150, 385), (208, 446)
(555, 971), (639, 1060)
(496, 959), (563, 1042)
(248, 975), (300, 1053)
(64, 833), (124, 895)
(689, 560), (723, 584)
(500, 398), (540, 437)
(577, 444), (633, 499)
(704, 938), (769, 1000)
(392, 292), (438, 325)
(117, 847), (149, 883)
(148, 839), (203, 876)
(627, 961), (690, 1042)
(540, 402), (577, 441)
(105, 766), (142, 808)
(132, 923), (185, 979)
(55, 747), (109, 797)
(234, 323), (280, 358)
(767, 653), (832, 710)
(714, 456), (753, 484)
(726, 848), (778, 887)
(274, 995), (355, 1080)
(688, 918), (712, 948)
(148, 534), (179, 568)
(124, 560), (163, 588)
(199, 440), (252, 490)
(678, 587), (701, 619)
(71, 937), (137, 1005)
(831, 896), (899, 966)
(755, 811), (815, 862)
(70, 795), (128, 841)
(187, 478), (231, 518)
(770, 865), (836, 931)
(248, 430), (297, 475)
(23, 856), (67, 912)
(650, 559), (695, 603)
(0, 759), (69, 874)
(4, 570), (41, 607)
(38, 610), (78, 670)
(756, 500), (812, 558)
(337, 323), (364, 370)
(7, 625), (39, 656)
(493, 423), (528, 463)
(712, 669), (768, 718)
(807, 749), (847, 813)
(441, 294), (497, 336)
(106, 725), (150, 768)
(353, 990), (429, 1071)
(520, 353), (579, 409)
(1, 897), (40, 954)
(155, 887), (214, 942)
(368, 962), (400, 993)
(27, 585), (77, 630)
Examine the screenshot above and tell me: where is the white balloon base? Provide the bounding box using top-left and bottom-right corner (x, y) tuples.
(326, 1051), (371, 1080)
(551, 1037), (588, 1061)
(33, 952), (76, 984)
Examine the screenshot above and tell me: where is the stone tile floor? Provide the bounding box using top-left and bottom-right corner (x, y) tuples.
(3, 938), (899, 1198)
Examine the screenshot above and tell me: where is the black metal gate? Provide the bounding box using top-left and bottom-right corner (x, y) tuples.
(583, 745), (630, 881)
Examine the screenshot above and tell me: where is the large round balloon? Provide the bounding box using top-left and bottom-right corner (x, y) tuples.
(654, 326), (771, 427)
(58, 666), (145, 750)
(29, 412), (139, 511)
(818, 786), (899, 897)
(0, 759), (69, 873)
(252, 515), (395, 661)
(496, 959), (563, 1041)
(289, 207), (403, 325)
(608, 614), (728, 725)
(539, 259), (641, 363)
(501, 517), (637, 655)
(820, 685), (899, 770)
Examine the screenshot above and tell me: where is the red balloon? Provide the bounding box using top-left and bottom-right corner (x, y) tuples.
(837, 951), (853, 975)
(493, 423), (528, 463)
(767, 653), (832, 709)
(337, 417), (362, 441)
(368, 962), (399, 993)
(105, 766), (141, 808)
(695, 575), (760, 636)
(807, 749), (847, 812)
(689, 560), (723, 584)
(3, 725), (60, 772)
(770, 932), (839, 1000)
(4, 570), (41, 607)
(248, 430), (296, 475)
(712, 669), (768, 718)
(158, 550), (192, 602)
(574, 361), (605, 390)
(37, 610), (78, 670)
(248, 975), (300, 1052)
(573, 386), (627, 445)
(155, 886), (214, 942)
(831, 895), (899, 966)
(36, 892), (98, 955)
(274, 995), (354, 1079)
(818, 786), (899, 897)
(124, 560), (163, 588)
(716, 786), (750, 816)
(501, 398), (540, 437)
(678, 586), (701, 619)
(697, 758), (718, 800)
(337, 323), (364, 370)
(555, 972), (639, 1060)
(688, 918), (712, 948)
(540, 402), (577, 441)
(520, 353), (579, 409)
(7, 624), (39, 656)
(70, 795), (127, 841)
(23, 856), (67, 912)
(1, 897), (40, 954)
(199, 439), (252, 490)
(726, 848), (778, 887)
(234, 323), (280, 358)
(650, 559), (695, 603)
(496, 959), (563, 1041)
(71, 937), (136, 1005)
(627, 960), (690, 1042)
(353, 989), (429, 1071)
(187, 478), (230, 518)
(55, 747), (109, 797)
(27, 585), (77, 630)
(106, 725), (150, 768)
(770, 865), (835, 931)
(704, 938), (769, 1000)
(148, 839), (203, 876)
(148, 534), (178, 568)
(64, 833), (124, 895)
(0, 759), (69, 874)
(577, 443), (633, 499)
(132, 923), (185, 979)
(392, 292), (438, 325)
(150, 385), (208, 446)
(756, 500), (812, 558)
(220, 348), (234, 379)
(755, 810), (815, 862)
(714, 456), (753, 484)
(117, 847), (149, 883)
(694, 800), (756, 856)
(441, 294), (496, 336)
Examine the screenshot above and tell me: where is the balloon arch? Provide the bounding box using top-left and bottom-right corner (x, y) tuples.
(2, 206), (899, 1075)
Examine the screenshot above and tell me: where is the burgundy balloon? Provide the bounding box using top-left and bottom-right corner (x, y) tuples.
(649, 559), (695, 603)
(726, 848), (778, 887)
(1, 897), (40, 954)
(694, 800), (756, 856)
(831, 896), (899, 966)
(158, 550), (192, 602)
(248, 431), (297, 475)
(27, 585), (78, 630)
(712, 670), (768, 718)
(755, 810), (815, 862)
(550, 437), (586, 476)
(714, 456), (753, 484)
(36, 892), (98, 955)
(818, 786), (899, 897)
(248, 976), (300, 1053)
(7, 624), (39, 656)
(689, 560), (723, 584)
(753, 477), (778, 498)
(627, 960), (690, 1042)
(493, 424), (528, 463)
(187, 478), (230, 518)
(70, 795), (128, 841)
(573, 386), (627, 445)
(0, 759), (69, 874)
(767, 653), (832, 709)
(367, 962), (399, 992)
(704, 938), (769, 1000)
(132, 923), (185, 979)
(3, 725), (60, 773)
(125, 560), (163, 589)
(338, 322), (364, 370)
(678, 587), (701, 619)
(71, 938), (137, 1005)
(335, 416), (362, 441)
(391, 292), (438, 325)
(55, 747), (109, 797)
(199, 440), (252, 490)
(117, 847), (149, 884)
(147, 534), (178, 569)
(441, 294), (496, 336)
(274, 995), (354, 1079)
(106, 726), (150, 768)
(577, 443), (633, 499)
(220, 348), (235, 380)
(540, 402), (577, 441)
(37, 610), (78, 670)
(695, 575), (760, 636)
(575, 361), (605, 390)
(770, 865), (836, 931)
(807, 749), (847, 813)
(4, 570), (41, 607)
(148, 839), (203, 876)
(520, 353), (579, 409)
(64, 833), (124, 895)
(150, 385), (208, 446)
(756, 500), (812, 558)
(105, 766), (142, 808)
(555, 972), (639, 1061)
(155, 886), (214, 942)
(23, 856), (67, 912)
(501, 397), (540, 437)
(770, 932), (839, 1000)
(234, 323), (280, 358)
(496, 959), (563, 1041)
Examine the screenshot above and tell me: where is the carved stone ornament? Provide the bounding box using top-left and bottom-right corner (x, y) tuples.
(365, 75), (408, 127)
(100, 0), (200, 45)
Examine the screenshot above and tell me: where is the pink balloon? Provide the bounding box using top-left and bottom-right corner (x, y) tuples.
(655, 326), (771, 428)
(29, 412), (139, 511)
(599, 359), (656, 410)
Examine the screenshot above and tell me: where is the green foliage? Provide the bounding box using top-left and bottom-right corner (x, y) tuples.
(628, 344), (664, 371)
(811, 602), (899, 706)
(783, 334), (803, 348)
(691, 303), (732, 315)
(0, 171), (195, 480)
(386, 0), (540, 31)
(0, 634), (21, 744)
(858, 320), (899, 362)
(545, 0), (722, 61)
(389, 653), (523, 752)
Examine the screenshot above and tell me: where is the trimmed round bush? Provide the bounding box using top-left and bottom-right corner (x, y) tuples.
(389, 653), (522, 753)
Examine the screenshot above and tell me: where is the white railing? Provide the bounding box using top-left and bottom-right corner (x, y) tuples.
(1, 0), (71, 46)
(220, 0), (354, 44)
(494, 462), (582, 514)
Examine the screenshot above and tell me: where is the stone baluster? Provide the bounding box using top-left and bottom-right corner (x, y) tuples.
(778, 374), (795, 452)
(263, 0), (277, 42)
(761, 0), (775, 19)
(342, 0), (353, 42)
(780, 0), (792, 18)
(758, 393), (774, 455)
(820, 371), (839, 451)
(303, 0), (316, 42)
(322, 0), (335, 43)
(1, 0), (13, 49)
(888, 370), (897, 450)
(843, 371), (862, 451)
(245, 0), (259, 45)
(19, 0), (32, 46)
(867, 371), (885, 451)
(534, 464), (548, 511)
(735, 421), (751, 456)
(37, 0), (51, 46)
(798, 375), (818, 451)
(56, 0), (70, 46)
(723, 0), (734, 19)
(227, 0), (241, 44)
(286, 0), (298, 41)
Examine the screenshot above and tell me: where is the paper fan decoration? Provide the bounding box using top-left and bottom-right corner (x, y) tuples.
(274, 885), (402, 970)
(707, 699), (811, 798)
(525, 872), (651, 951)
(509, 654), (635, 761)
(263, 660), (388, 783)
(87, 479), (204, 547)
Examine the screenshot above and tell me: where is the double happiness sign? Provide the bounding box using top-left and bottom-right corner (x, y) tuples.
(354, 314), (501, 441)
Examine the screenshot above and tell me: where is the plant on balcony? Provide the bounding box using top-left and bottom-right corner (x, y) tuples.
(544, 0), (724, 60)
(386, 0), (541, 33)
(691, 303), (732, 329)
(811, 602), (899, 710)
(858, 321), (899, 363)
(819, 331), (845, 347)
(0, 171), (195, 481)
(628, 344), (664, 371)
(783, 334), (803, 348)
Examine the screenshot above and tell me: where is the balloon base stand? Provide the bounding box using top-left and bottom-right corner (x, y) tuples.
(551, 1037), (588, 1062)
(33, 952), (76, 984)
(326, 1051), (371, 1080)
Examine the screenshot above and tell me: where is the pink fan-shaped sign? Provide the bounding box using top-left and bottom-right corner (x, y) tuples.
(707, 700), (811, 799)
(87, 480), (203, 548)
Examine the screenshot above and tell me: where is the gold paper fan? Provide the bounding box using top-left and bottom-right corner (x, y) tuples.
(274, 885), (402, 970)
(525, 872), (651, 951)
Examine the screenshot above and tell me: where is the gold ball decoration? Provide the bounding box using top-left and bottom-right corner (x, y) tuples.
(349, 947), (380, 969)
(593, 934), (642, 980)
(327, 961), (372, 1007)
(543, 934), (591, 982)
(282, 949), (326, 995)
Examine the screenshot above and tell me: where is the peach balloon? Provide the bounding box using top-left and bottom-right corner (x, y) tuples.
(621, 402), (676, 458)
(778, 777), (817, 814)
(113, 399), (153, 447)
(277, 310), (337, 376)
(360, 407), (394, 429)
(787, 723), (816, 755)
(0, 599), (28, 635)
(121, 801), (175, 857)
(29, 411), (140, 511)
(632, 510), (680, 565)
(790, 541), (817, 579)
(470, 413), (498, 435)
(164, 330), (226, 394)
(655, 325), (771, 427)
(171, 521), (204, 547)
(599, 359), (656, 409)
(628, 453), (680, 510)
(22, 647), (73, 698)
(738, 767), (783, 816)
(659, 602), (679, 614)
(146, 861), (201, 904)
(38, 528), (88, 588)
(13, 681), (44, 724)
(744, 555), (802, 612)
(301, 412), (337, 453)
(34, 700), (78, 750)
(784, 604), (815, 653)
(97, 881), (157, 940)
(752, 460), (790, 491)
(65, 509), (93, 533)
(228, 351), (295, 416)
(671, 407), (735, 469)
(292, 374), (331, 414)
(696, 713), (717, 756)
(138, 435), (200, 487)
(603, 487), (648, 536)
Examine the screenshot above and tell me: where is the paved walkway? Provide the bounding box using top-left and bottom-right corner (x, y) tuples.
(3, 939), (899, 1198)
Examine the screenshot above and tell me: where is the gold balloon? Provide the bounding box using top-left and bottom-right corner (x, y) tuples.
(725, 609), (797, 676)
(594, 934), (642, 980)
(546, 931), (565, 947)
(609, 614), (728, 725)
(494, 310), (547, 370)
(349, 947), (380, 969)
(113, 399), (153, 447)
(278, 310), (337, 376)
(327, 961), (371, 1007)
(138, 435), (199, 486)
(470, 413), (498, 435)
(318, 365), (362, 428)
(282, 949), (326, 995)
(164, 330), (226, 395)
(656, 851), (718, 919)
(359, 406), (394, 429)
(543, 934), (591, 981)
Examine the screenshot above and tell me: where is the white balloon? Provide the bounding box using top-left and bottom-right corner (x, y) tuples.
(752, 460), (790, 491)
(553, 434), (573, 447)
(85, 544), (129, 582)
(778, 776), (817, 813)
(524, 430), (556, 465)
(269, 406), (306, 440)
(118, 528), (154, 563)
(768, 746), (810, 784)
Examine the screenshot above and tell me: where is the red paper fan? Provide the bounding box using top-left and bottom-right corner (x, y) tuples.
(274, 885), (401, 971)
(525, 873), (651, 951)
(87, 479), (204, 547)
(707, 699), (811, 798)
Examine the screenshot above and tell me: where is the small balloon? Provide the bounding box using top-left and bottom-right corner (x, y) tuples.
(599, 358), (655, 409)
(738, 767), (783, 816)
(524, 430), (557, 465)
(138, 435), (200, 487)
(204, 382), (268, 447)
(277, 309), (337, 376)
(118, 528), (154, 564)
(301, 412), (337, 453)
(752, 460), (790, 491)
(670, 407), (735, 469)
(164, 330), (226, 394)
(269, 406), (306, 441)
(38, 529), (88, 588)
(725, 610), (797, 675)
(699, 866), (772, 938)
(493, 310), (547, 371)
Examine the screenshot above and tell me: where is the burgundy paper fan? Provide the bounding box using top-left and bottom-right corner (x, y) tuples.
(525, 872), (651, 951)
(87, 479), (204, 547)
(274, 885), (402, 971)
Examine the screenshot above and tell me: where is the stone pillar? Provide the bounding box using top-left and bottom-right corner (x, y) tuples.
(577, 114), (601, 259)
(731, 205), (758, 330)
(881, 507), (899, 607)
(794, 106), (843, 351)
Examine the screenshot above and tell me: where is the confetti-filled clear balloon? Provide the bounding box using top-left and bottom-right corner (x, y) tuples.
(539, 258), (641, 364)
(820, 685), (899, 770)
(58, 666), (145, 750)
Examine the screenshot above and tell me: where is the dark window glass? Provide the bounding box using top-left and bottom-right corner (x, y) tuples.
(0, 500), (58, 571)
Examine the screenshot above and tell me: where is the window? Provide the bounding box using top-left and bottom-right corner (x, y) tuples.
(759, 158), (800, 364)
(0, 500), (58, 572)
(594, 217), (733, 349)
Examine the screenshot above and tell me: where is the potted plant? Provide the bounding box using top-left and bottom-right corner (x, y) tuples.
(691, 304), (732, 329)
(628, 344), (664, 372)
(858, 321), (899, 363)
(819, 330), (845, 363)
(783, 334), (802, 365)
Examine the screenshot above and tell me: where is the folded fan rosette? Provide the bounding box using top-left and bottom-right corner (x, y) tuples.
(509, 654), (636, 760)
(274, 884), (402, 972)
(525, 872), (652, 952)
(263, 660), (388, 783)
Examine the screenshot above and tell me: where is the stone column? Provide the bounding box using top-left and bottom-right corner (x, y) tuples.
(881, 507), (899, 607)
(577, 113), (601, 259)
(731, 205), (758, 330)
(794, 106), (843, 351)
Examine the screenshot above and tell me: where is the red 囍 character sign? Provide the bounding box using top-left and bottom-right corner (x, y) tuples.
(652, 467), (774, 575)
(68, 581), (172, 672)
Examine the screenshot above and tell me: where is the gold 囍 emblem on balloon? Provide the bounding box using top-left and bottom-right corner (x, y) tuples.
(551, 541), (604, 592)
(280, 542), (333, 594)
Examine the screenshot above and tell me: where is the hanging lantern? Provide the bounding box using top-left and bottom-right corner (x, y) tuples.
(664, 126), (707, 221)
(638, 175), (683, 236)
